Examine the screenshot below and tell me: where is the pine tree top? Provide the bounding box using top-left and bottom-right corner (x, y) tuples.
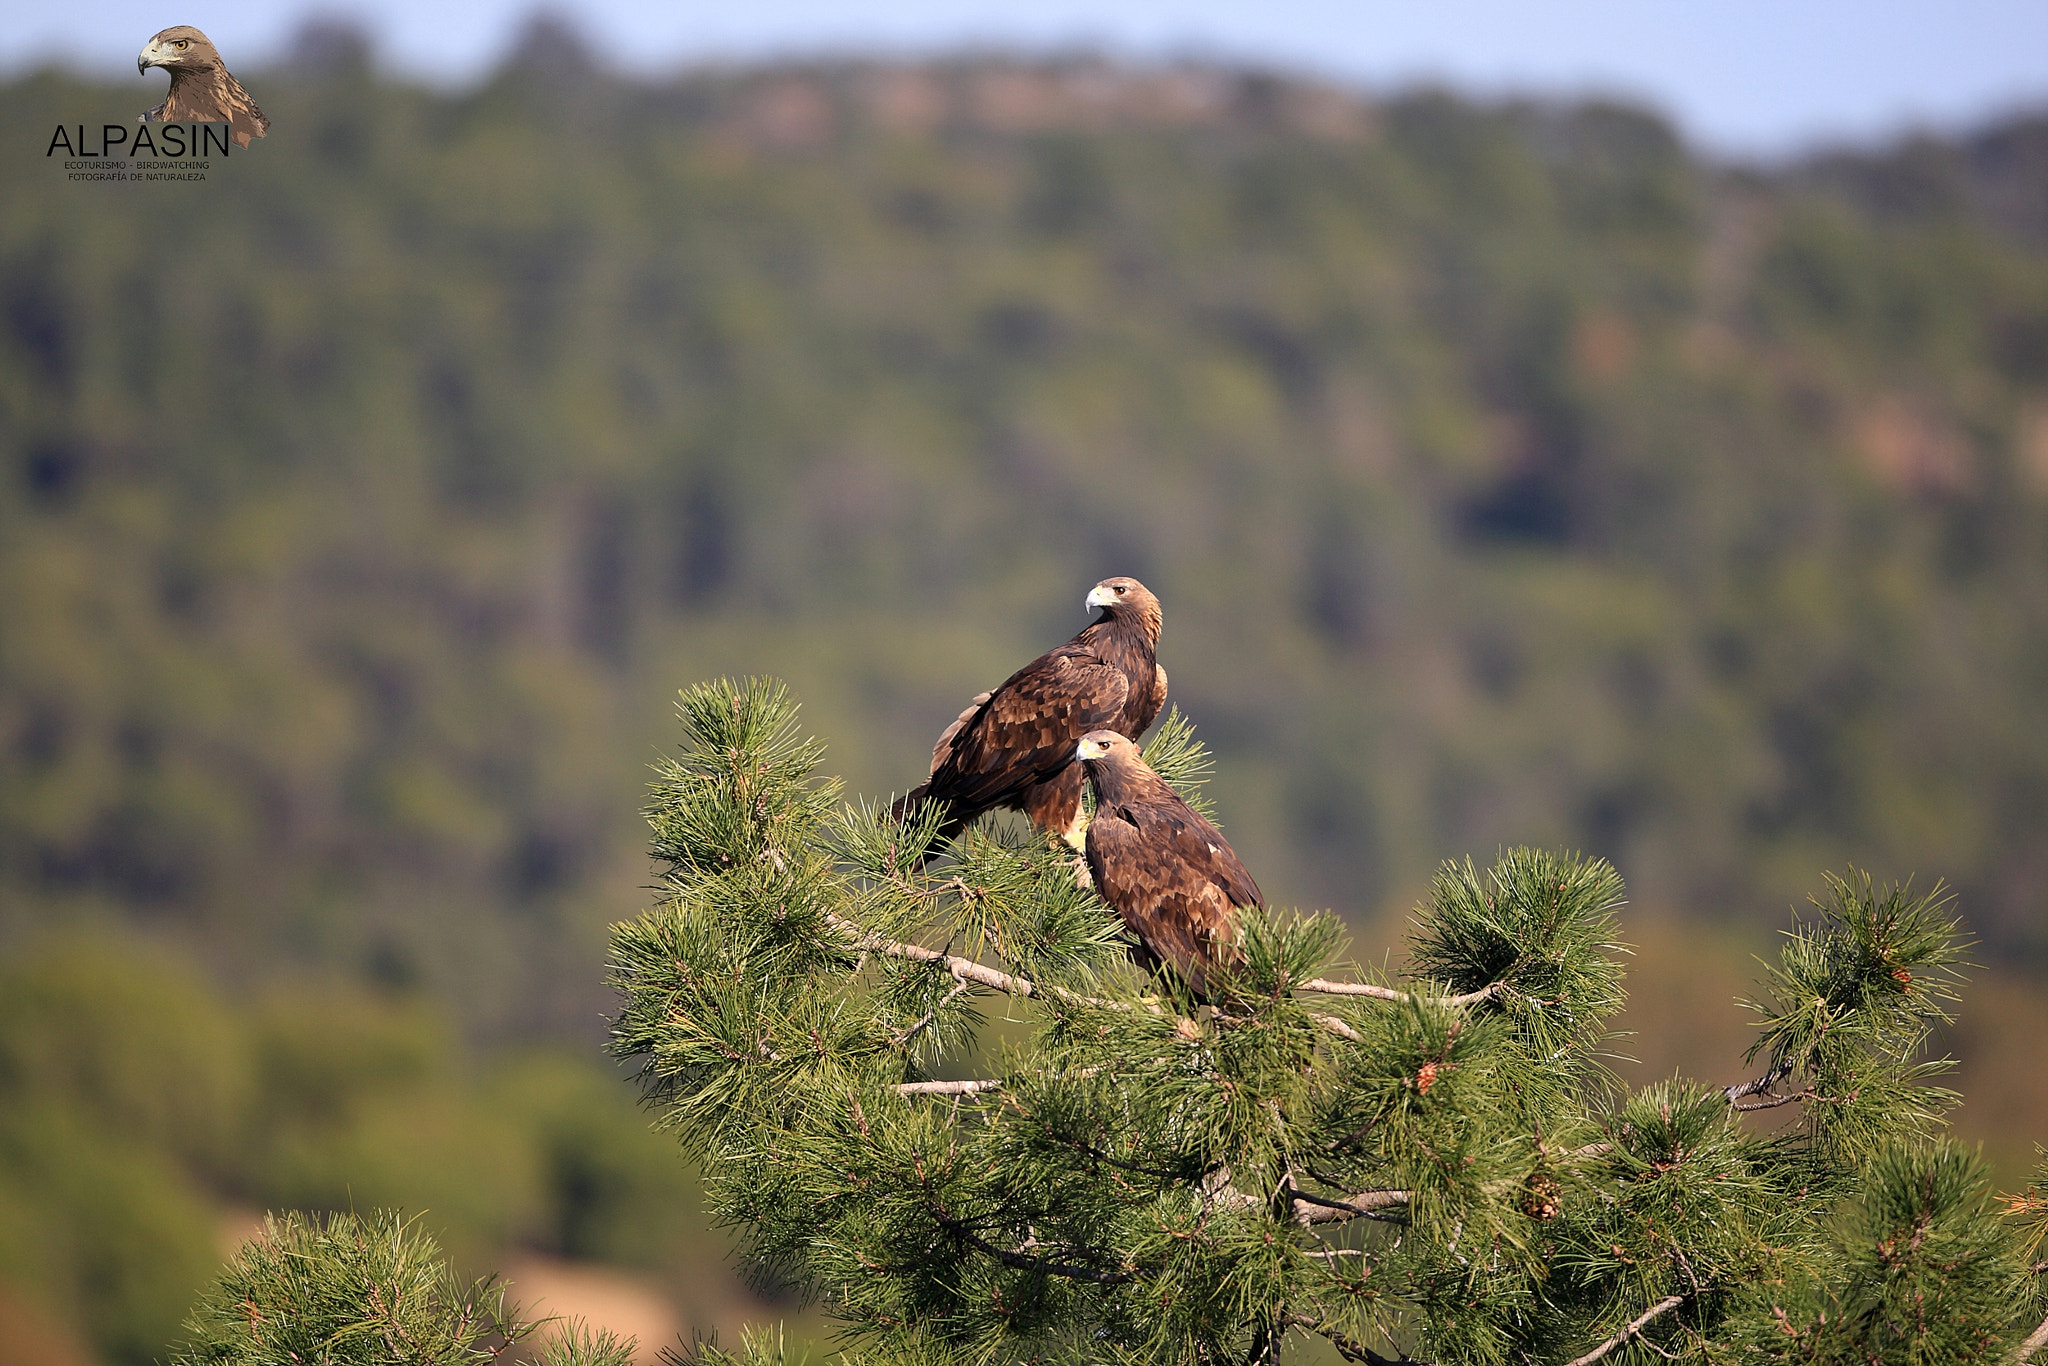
(600, 678), (2048, 1365)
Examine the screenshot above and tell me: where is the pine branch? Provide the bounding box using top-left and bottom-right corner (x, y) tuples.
(829, 912), (1042, 996)
(1314, 1014), (1366, 1042)
(895, 1078), (1003, 1096)
(930, 1214), (1136, 1284)
(1293, 1189), (1412, 1225)
(1297, 978), (1508, 1009)
(829, 910), (1148, 1014)
(2010, 1313), (2048, 1366)
(1564, 1296), (1686, 1366)
(835, 894), (1487, 1041)
(1732, 1087), (1828, 1112)
(1723, 1059), (1860, 1111)
(891, 980), (971, 1047)
(1723, 1059), (1793, 1105)
(1296, 979), (1411, 1002)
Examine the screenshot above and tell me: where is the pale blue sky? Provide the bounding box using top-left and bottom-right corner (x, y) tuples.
(11, 0), (2047, 156)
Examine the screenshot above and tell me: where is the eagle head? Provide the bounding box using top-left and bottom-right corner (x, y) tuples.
(1083, 577), (1162, 641)
(139, 26), (220, 75)
(1076, 730), (1136, 764)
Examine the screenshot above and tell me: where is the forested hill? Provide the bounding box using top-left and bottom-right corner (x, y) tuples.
(6, 39), (2048, 1039)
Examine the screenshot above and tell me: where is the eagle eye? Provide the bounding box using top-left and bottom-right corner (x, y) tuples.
(1114, 585), (1127, 594)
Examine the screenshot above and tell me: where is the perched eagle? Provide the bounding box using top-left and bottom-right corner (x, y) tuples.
(892, 577), (1167, 853)
(1077, 730), (1261, 999)
(138, 27), (269, 149)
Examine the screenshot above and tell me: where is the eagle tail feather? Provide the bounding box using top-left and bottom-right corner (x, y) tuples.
(888, 783), (931, 824)
(888, 787), (973, 867)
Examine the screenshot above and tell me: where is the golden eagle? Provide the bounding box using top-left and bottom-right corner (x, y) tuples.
(893, 577), (1166, 853)
(1077, 729), (1261, 998)
(138, 27), (269, 149)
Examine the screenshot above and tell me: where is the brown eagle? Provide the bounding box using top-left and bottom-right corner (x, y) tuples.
(892, 577), (1166, 854)
(138, 27), (269, 149)
(1077, 730), (1261, 999)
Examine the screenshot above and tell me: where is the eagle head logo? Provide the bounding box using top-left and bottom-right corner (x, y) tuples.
(138, 26), (270, 148)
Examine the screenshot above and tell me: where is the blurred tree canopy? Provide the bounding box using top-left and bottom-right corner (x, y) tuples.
(3, 44), (2048, 1045)
(0, 936), (721, 1364)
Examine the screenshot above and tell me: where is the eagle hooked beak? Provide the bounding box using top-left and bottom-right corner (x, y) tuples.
(1084, 585), (1115, 612)
(138, 42), (160, 73)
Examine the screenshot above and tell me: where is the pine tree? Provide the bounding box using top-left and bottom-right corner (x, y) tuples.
(183, 677), (2048, 1364)
(604, 679), (2048, 1365)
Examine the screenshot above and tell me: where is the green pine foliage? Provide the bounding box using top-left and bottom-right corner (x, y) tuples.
(171, 1210), (526, 1365)
(171, 1209), (638, 1366)
(598, 678), (2048, 1364)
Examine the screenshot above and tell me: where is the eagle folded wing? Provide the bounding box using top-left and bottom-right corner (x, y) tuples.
(1134, 663), (1169, 737)
(1172, 817), (1262, 915)
(928, 691), (993, 774)
(1086, 801), (1257, 995)
(933, 653), (1128, 810)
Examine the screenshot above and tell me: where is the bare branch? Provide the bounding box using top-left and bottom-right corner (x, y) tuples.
(895, 1078), (1003, 1097)
(827, 912), (1161, 1018)
(1297, 979), (1507, 1009)
(892, 979), (971, 1047)
(1732, 1089), (1818, 1112)
(1565, 1295), (1686, 1366)
(1723, 1060), (1793, 1106)
(2008, 1310), (2048, 1365)
(1296, 979), (1410, 1002)
(830, 913), (1040, 996)
(1196, 1169), (1262, 1216)
(1294, 1189), (1412, 1225)
(1314, 1014), (1365, 1043)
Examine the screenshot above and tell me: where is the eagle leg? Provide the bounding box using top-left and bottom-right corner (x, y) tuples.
(1059, 808), (1089, 853)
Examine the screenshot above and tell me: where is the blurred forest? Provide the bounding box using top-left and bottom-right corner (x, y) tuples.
(5, 20), (2048, 1362)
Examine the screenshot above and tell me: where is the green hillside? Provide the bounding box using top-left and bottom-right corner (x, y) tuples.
(10, 46), (2048, 1024)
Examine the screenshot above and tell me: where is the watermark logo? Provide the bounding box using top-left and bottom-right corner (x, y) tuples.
(46, 24), (268, 181)
(137, 26), (268, 147)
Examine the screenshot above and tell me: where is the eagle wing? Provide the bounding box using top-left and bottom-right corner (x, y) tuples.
(221, 72), (269, 148)
(1086, 791), (1259, 995)
(931, 649), (1129, 811)
(156, 70), (268, 147)
(1133, 663), (1168, 736)
(929, 691), (993, 774)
